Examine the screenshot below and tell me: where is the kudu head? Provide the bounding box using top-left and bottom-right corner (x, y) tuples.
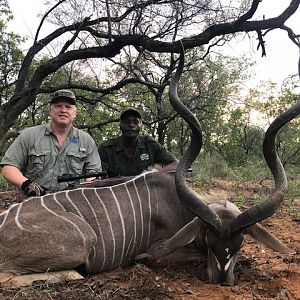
(169, 44), (300, 285)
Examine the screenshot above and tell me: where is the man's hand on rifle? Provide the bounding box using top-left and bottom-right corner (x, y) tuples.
(21, 179), (47, 197)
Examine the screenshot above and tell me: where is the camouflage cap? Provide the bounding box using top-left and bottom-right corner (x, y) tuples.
(51, 89), (76, 105)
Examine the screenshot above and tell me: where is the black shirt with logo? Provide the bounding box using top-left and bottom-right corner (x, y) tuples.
(99, 136), (176, 177)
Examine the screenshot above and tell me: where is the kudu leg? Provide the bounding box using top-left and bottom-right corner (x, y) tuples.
(0, 210), (97, 278)
(0, 270), (84, 287)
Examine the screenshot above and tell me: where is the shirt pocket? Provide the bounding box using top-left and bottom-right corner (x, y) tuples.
(66, 151), (88, 173)
(27, 149), (51, 178)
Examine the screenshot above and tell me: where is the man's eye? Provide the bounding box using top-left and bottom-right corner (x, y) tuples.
(124, 119), (139, 125)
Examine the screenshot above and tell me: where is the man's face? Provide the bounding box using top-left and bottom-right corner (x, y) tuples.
(49, 101), (77, 127)
(120, 116), (142, 139)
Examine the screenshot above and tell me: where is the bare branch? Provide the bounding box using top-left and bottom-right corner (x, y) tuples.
(280, 24), (300, 78)
(256, 30), (266, 57)
(233, 0), (261, 27)
(59, 16), (91, 55)
(34, 0), (68, 44)
(105, 0), (112, 43)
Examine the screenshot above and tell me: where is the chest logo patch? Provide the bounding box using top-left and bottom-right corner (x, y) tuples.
(140, 153), (150, 161)
(71, 138), (78, 144)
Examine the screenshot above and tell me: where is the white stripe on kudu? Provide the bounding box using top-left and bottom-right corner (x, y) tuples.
(15, 203), (25, 230)
(41, 198), (87, 246)
(94, 188), (115, 271)
(53, 193), (67, 211)
(65, 191), (85, 219)
(145, 175), (152, 248)
(133, 180), (144, 253)
(110, 187), (126, 266)
(81, 189), (103, 266)
(0, 210), (9, 229)
(125, 184), (137, 259)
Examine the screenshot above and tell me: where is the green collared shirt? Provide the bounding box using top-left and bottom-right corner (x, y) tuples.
(99, 135), (176, 177)
(0, 123), (102, 191)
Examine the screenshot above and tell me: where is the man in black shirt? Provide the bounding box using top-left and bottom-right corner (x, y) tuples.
(99, 108), (178, 177)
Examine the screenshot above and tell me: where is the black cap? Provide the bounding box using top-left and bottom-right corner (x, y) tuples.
(51, 89), (76, 105)
(120, 108), (142, 120)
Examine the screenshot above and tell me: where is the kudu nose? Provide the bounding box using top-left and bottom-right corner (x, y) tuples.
(218, 271), (235, 286)
(220, 281), (234, 287)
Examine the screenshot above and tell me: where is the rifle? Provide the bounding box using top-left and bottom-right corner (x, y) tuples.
(13, 168), (193, 205)
(57, 167), (193, 183)
(57, 167), (193, 189)
(57, 171), (108, 183)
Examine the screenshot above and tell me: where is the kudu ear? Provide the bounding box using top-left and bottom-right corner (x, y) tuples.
(149, 217), (204, 258)
(245, 224), (295, 254)
(163, 217), (204, 249)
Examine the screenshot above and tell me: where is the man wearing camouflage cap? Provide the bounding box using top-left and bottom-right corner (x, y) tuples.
(1, 89), (102, 199)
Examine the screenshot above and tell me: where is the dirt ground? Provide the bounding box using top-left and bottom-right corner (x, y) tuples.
(0, 180), (299, 300)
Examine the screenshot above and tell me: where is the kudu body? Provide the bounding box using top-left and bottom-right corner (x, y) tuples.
(0, 50), (299, 286)
(0, 171), (192, 276)
(0, 169), (293, 285)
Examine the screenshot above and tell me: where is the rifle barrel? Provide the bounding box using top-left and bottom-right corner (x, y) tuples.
(57, 168), (193, 183)
(57, 172), (107, 183)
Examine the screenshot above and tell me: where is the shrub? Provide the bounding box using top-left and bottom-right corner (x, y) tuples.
(0, 174), (10, 191)
(192, 155), (234, 186)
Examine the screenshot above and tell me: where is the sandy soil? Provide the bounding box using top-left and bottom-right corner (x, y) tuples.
(0, 182), (299, 300)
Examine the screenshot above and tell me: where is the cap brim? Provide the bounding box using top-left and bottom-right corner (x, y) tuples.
(50, 98), (76, 105)
(120, 109), (141, 119)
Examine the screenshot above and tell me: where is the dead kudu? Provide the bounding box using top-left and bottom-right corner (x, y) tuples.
(0, 57), (299, 287)
(168, 47), (299, 284)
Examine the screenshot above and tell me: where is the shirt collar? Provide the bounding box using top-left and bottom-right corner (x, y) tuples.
(115, 136), (146, 152)
(45, 123), (78, 139)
